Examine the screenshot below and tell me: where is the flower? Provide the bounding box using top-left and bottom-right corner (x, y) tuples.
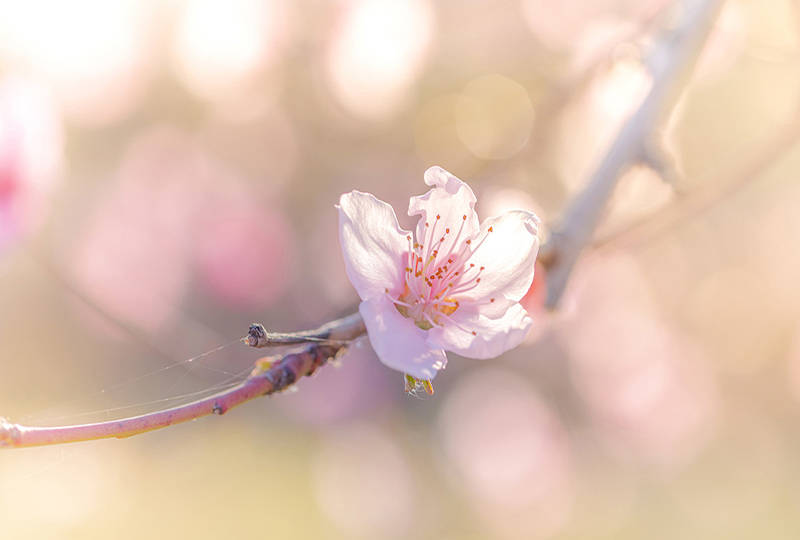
(337, 166), (540, 382)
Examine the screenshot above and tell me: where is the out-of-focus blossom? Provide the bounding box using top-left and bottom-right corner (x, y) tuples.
(438, 367), (574, 537)
(0, 77), (63, 251)
(69, 172), (192, 333)
(563, 256), (717, 467)
(173, 0), (286, 101)
(338, 166), (539, 381)
(193, 197), (293, 310)
(455, 74), (535, 160)
(69, 127), (293, 332)
(0, 0), (154, 125)
(312, 424), (415, 537)
(326, 0), (433, 120)
(68, 129), (200, 332)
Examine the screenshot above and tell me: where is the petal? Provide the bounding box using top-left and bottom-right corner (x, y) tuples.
(453, 210), (540, 303)
(338, 191), (410, 301)
(408, 166), (480, 263)
(359, 296), (448, 380)
(427, 300), (532, 359)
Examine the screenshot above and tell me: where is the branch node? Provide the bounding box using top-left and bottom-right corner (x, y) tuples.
(246, 323), (268, 347)
(212, 402), (226, 415)
(640, 140), (682, 187)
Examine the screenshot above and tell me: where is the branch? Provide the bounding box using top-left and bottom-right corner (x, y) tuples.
(593, 105), (800, 252)
(592, 0), (800, 252)
(0, 0), (721, 448)
(0, 314), (365, 449)
(541, 0), (721, 307)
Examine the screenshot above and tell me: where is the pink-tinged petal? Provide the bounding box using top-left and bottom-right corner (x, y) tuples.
(427, 301), (533, 359)
(408, 166), (480, 260)
(455, 210), (540, 303)
(338, 191), (410, 301)
(360, 296), (447, 379)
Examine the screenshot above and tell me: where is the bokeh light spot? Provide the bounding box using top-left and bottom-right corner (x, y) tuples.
(455, 74), (535, 160)
(438, 367), (573, 537)
(173, 0), (285, 101)
(326, 0), (434, 120)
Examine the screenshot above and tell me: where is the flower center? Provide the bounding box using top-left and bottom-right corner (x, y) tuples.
(390, 212), (493, 332)
(394, 284), (459, 330)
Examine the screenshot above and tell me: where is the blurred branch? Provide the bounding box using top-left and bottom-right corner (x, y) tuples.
(592, 0), (800, 251)
(0, 0), (725, 448)
(0, 314), (365, 449)
(524, 1), (672, 167)
(540, 0), (721, 307)
(594, 106), (800, 252)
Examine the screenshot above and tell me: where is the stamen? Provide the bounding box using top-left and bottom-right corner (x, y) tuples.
(392, 296), (418, 309)
(435, 311), (474, 334)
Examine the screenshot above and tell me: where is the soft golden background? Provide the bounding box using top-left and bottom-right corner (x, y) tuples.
(1, 0), (799, 538)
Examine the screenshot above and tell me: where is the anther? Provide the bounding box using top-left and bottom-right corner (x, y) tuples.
(462, 215), (466, 220)
(488, 226), (493, 232)
(466, 239), (471, 244)
(445, 228), (450, 233)
(490, 298), (495, 303)
(471, 331), (477, 336)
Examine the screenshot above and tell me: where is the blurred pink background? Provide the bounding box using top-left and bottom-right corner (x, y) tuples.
(1, 0), (800, 538)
